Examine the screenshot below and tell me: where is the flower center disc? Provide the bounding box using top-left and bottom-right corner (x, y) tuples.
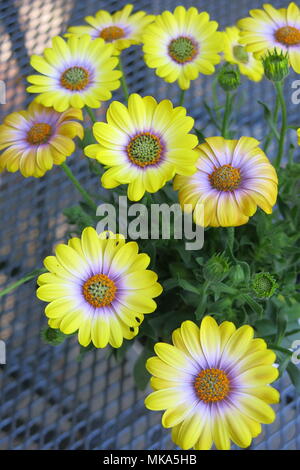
(61, 66), (89, 91)
(195, 368), (230, 403)
(209, 164), (241, 191)
(233, 45), (249, 64)
(83, 273), (117, 308)
(275, 26), (300, 46)
(27, 123), (52, 145)
(168, 36), (198, 64)
(100, 25), (125, 42)
(127, 132), (163, 167)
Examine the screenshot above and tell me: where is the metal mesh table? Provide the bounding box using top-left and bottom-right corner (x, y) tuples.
(0, 0), (299, 450)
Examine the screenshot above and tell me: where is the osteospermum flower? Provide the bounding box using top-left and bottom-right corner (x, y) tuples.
(238, 2), (300, 73)
(27, 35), (122, 112)
(36, 228), (162, 348)
(145, 316), (279, 450)
(143, 6), (222, 90)
(66, 4), (154, 54)
(222, 26), (264, 82)
(0, 102), (83, 177)
(84, 93), (199, 201)
(174, 136), (278, 227)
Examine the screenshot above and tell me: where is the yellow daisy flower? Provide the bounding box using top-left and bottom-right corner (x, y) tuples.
(145, 316), (279, 450)
(84, 93), (199, 201)
(0, 102), (83, 177)
(27, 35), (122, 112)
(238, 2), (300, 73)
(222, 26), (264, 82)
(66, 4), (155, 54)
(37, 228), (162, 349)
(143, 6), (222, 90)
(174, 136), (278, 227)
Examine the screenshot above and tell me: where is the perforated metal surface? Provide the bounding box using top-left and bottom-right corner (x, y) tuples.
(0, 0), (299, 450)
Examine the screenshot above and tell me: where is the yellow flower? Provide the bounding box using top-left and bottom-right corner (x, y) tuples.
(0, 102), (83, 177)
(66, 4), (154, 54)
(238, 2), (300, 74)
(174, 136), (278, 227)
(84, 93), (199, 201)
(222, 26), (264, 82)
(145, 316), (279, 450)
(297, 128), (300, 145)
(143, 6), (222, 90)
(27, 35), (122, 112)
(37, 228), (162, 349)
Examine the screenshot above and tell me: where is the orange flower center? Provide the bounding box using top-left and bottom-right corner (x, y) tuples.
(60, 66), (89, 91)
(275, 26), (300, 46)
(168, 36), (198, 64)
(27, 123), (52, 145)
(82, 274), (117, 308)
(100, 25), (125, 42)
(127, 132), (163, 167)
(194, 368), (230, 403)
(209, 164), (241, 191)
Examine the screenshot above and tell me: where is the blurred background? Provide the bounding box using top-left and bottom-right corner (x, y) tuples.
(0, 0), (299, 450)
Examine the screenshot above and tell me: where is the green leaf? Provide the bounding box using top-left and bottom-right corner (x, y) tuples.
(195, 294), (208, 321)
(133, 345), (153, 391)
(257, 100), (280, 140)
(194, 127), (206, 144)
(241, 294), (263, 317)
(287, 363), (300, 394)
(178, 279), (201, 295)
(275, 310), (288, 345)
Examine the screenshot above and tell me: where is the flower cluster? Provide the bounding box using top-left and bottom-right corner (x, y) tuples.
(2, 2), (300, 451)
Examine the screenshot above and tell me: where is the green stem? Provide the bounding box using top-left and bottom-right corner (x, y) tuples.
(85, 106), (96, 124)
(179, 89), (186, 106)
(118, 55), (129, 102)
(268, 344), (292, 356)
(226, 226), (236, 261)
(274, 81), (287, 168)
(0, 268), (47, 298)
(221, 92), (231, 138)
(61, 162), (97, 211)
(263, 95), (280, 152)
(212, 76), (221, 122)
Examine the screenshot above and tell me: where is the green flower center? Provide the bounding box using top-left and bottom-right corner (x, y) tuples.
(194, 368), (230, 403)
(27, 123), (52, 145)
(252, 272), (278, 298)
(233, 45), (249, 64)
(209, 164), (241, 191)
(127, 132), (163, 167)
(168, 36), (198, 64)
(83, 274), (117, 308)
(60, 66), (90, 91)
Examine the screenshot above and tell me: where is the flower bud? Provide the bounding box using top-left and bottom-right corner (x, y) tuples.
(218, 65), (241, 91)
(41, 327), (67, 346)
(203, 253), (230, 282)
(252, 272), (278, 299)
(230, 264), (245, 284)
(262, 49), (289, 82)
